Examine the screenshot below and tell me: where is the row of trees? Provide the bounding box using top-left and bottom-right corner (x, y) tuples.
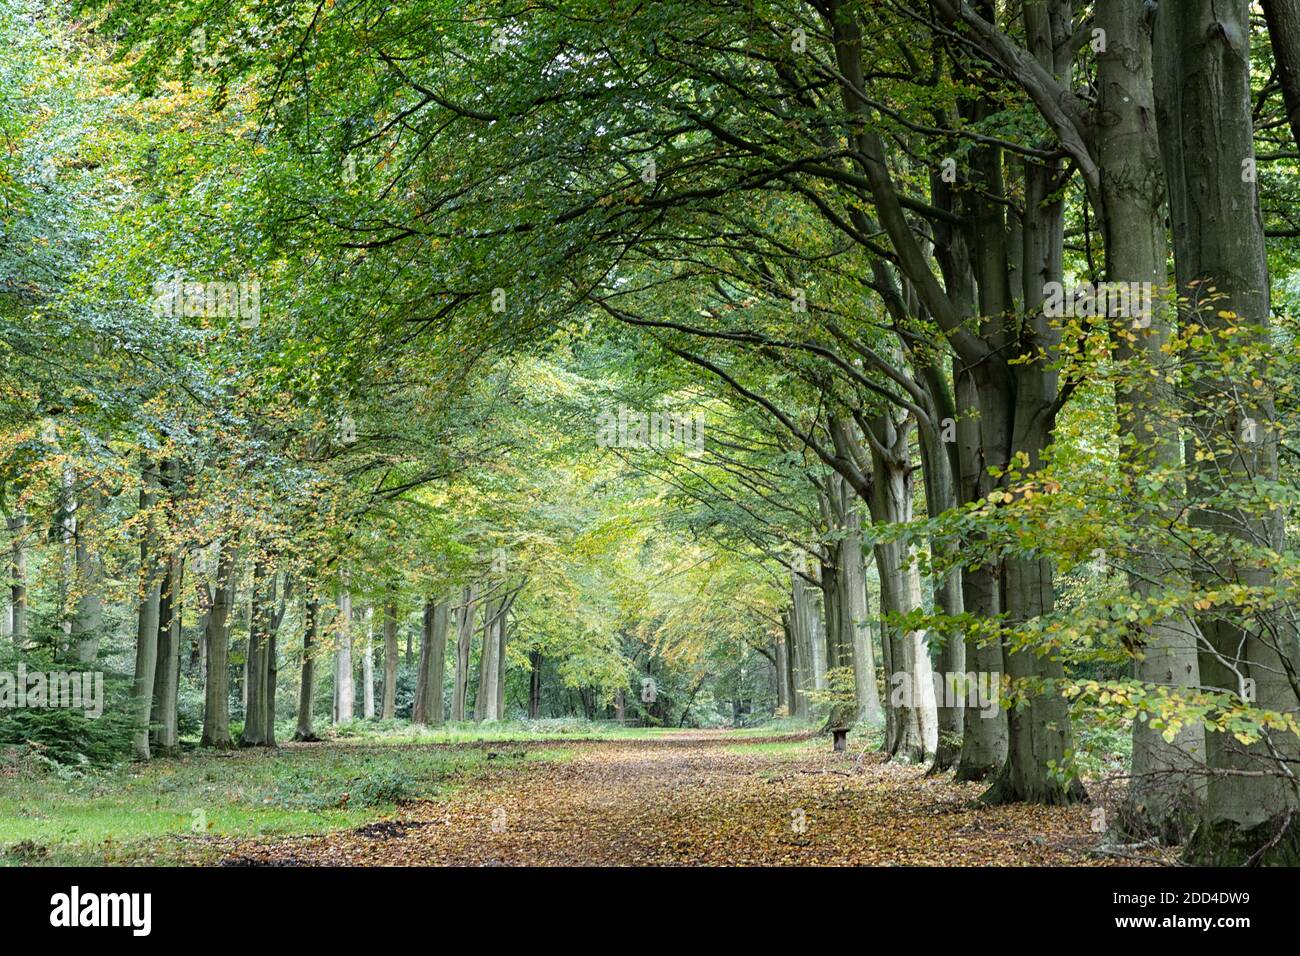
(3, 0), (1297, 866)
(1, 1), (789, 758)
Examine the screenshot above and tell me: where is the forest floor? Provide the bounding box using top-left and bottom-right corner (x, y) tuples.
(201, 731), (1171, 866)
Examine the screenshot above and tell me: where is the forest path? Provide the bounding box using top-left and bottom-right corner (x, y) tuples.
(218, 732), (1135, 866)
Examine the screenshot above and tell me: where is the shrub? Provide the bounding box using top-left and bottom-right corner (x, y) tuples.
(0, 650), (134, 768)
(351, 768), (418, 806)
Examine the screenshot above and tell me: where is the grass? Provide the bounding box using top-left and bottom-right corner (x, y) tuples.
(319, 716), (819, 745)
(0, 740), (559, 866)
(726, 740), (813, 756)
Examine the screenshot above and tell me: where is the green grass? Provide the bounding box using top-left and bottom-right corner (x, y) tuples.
(725, 739), (814, 755)
(319, 716), (818, 745)
(722, 738), (811, 754)
(0, 741), (559, 866)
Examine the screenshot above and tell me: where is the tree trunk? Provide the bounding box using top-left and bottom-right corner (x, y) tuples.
(241, 557), (276, 746)
(773, 636), (789, 716)
(788, 565), (816, 719)
(476, 596), (503, 721)
(952, 364), (1010, 781)
(1157, 0), (1300, 864)
(826, 464), (883, 727)
(474, 597), (495, 721)
(149, 461), (182, 755)
(983, 19), (1086, 804)
(916, 409), (966, 771)
(71, 488), (103, 663)
(865, 412), (937, 763)
(496, 603), (508, 719)
(381, 597), (398, 719)
(1263, 0), (1300, 150)
(333, 588), (354, 722)
(294, 596), (320, 741)
(201, 537), (238, 748)
(361, 604), (375, 719)
(57, 465), (75, 654)
(7, 512), (27, 646)
(1095, 0), (1204, 840)
(130, 462), (162, 761)
(817, 545), (842, 672)
(807, 579), (826, 692)
(451, 585), (477, 721)
(150, 551), (183, 755)
(414, 598), (448, 725)
(413, 600), (432, 724)
(528, 649), (543, 718)
(984, 399), (1086, 804)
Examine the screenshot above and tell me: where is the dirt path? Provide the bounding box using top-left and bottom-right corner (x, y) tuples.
(216, 732), (1150, 866)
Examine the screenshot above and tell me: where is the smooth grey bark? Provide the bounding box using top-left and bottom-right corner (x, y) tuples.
(430, 600), (448, 724)
(414, 598), (448, 725)
(58, 465), (75, 653)
(150, 460), (182, 755)
(781, 610), (801, 718)
(381, 597), (398, 719)
(150, 551), (182, 755)
(528, 649), (543, 718)
(864, 411), (937, 763)
(1263, 0), (1300, 150)
(333, 588), (354, 722)
(266, 586), (281, 746)
(825, 466), (883, 725)
(361, 604), (375, 719)
(7, 511), (27, 646)
(1156, 0), (1300, 863)
(414, 599), (433, 723)
(816, 538), (842, 673)
(0, 535), (7, 642)
(930, 1), (1081, 806)
(788, 563), (817, 719)
(240, 597), (250, 716)
(130, 462), (162, 761)
(990, 322), (1087, 801)
(72, 487), (103, 663)
(475, 591), (515, 722)
(984, 4), (1085, 805)
(951, 364), (1009, 782)
(497, 603), (508, 719)
(774, 631), (790, 716)
(821, 0), (1014, 785)
(916, 405), (966, 772)
(451, 585), (478, 721)
(241, 558), (280, 746)
(201, 537), (238, 748)
(1094, 0), (1205, 840)
(294, 596), (320, 740)
(475, 595), (499, 721)
(855, 0), (1080, 801)
(918, 68), (978, 774)
(807, 581), (827, 692)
